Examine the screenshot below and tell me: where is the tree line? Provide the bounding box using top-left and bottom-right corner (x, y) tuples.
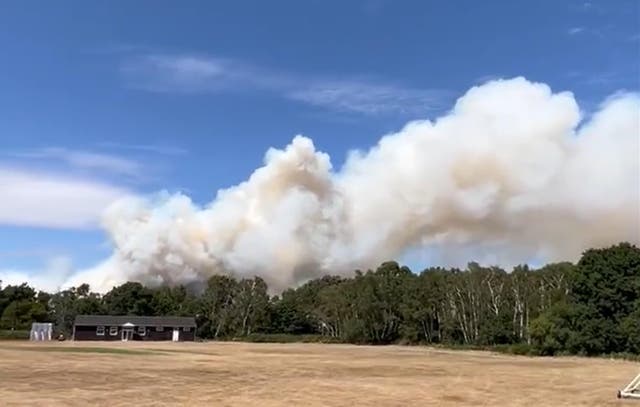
(1, 242), (638, 356)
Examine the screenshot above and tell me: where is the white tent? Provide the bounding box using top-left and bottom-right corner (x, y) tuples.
(29, 322), (53, 341)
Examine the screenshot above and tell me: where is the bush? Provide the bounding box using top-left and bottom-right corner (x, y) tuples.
(225, 333), (343, 344)
(0, 329), (29, 340)
(505, 343), (532, 355)
(606, 352), (640, 362)
(530, 302), (579, 355)
(620, 308), (640, 353)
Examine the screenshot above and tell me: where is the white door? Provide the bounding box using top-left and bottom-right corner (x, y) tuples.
(172, 328), (179, 342)
(122, 329), (133, 341)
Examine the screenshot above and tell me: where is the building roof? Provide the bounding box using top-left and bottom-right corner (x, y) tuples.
(74, 315), (196, 327)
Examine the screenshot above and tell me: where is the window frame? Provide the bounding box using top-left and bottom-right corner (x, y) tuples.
(96, 326), (105, 336)
(137, 326), (146, 336)
(109, 326), (118, 336)
(156, 326), (164, 332)
(183, 326), (191, 332)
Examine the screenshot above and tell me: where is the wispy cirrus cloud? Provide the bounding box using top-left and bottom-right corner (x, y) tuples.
(120, 54), (285, 95)
(566, 69), (639, 89)
(287, 80), (449, 115)
(8, 147), (141, 177)
(121, 54), (238, 93)
(119, 53), (452, 116)
(568, 27), (585, 35)
(566, 26), (606, 38)
(576, 1), (606, 14)
(565, 21), (636, 41)
(96, 141), (188, 155)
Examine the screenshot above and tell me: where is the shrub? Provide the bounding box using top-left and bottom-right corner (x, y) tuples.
(0, 329), (30, 340)
(225, 333), (343, 344)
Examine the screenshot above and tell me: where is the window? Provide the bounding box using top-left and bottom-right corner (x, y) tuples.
(183, 327), (191, 332)
(96, 326), (105, 336)
(138, 326), (146, 336)
(109, 326), (118, 336)
(156, 326), (164, 332)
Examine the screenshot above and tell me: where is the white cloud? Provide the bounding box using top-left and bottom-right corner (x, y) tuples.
(0, 167), (130, 229)
(568, 27), (585, 35)
(287, 80), (449, 115)
(120, 53), (451, 115)
(9, 147), (141, 177)
(0, 256), (74, 292)
(568, 70), (635, 90)
(120, 54), (246, 93)
(578, 1), (605, 14)
(96, 142), (187, 155)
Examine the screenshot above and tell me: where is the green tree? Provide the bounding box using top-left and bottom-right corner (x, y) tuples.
(151, 285), (191, 316)
(573, 243), (640, 319)
(230, 277), (270, 336)
(49, 284), (104, 335)
(571, 243), (640, 353)
(103, 282), (154, 315)
(0, 300), (47, 330)
(620, 305), (640, 353)
(198, 275), (238, 338)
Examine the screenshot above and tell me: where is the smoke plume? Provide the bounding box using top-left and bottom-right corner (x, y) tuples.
(65, 77), (640, 292)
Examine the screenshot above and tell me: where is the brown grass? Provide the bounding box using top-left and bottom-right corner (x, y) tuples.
(0, 341), (637, 406)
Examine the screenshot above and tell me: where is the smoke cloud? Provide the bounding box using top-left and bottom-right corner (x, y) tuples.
(64, 77), (640, 292)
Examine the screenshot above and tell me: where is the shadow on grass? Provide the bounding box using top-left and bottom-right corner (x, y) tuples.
(0, 345), (164, 355)
(140, 348), (218, 356)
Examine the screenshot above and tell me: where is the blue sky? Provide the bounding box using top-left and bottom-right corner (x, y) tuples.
(0, 0), (638, 286)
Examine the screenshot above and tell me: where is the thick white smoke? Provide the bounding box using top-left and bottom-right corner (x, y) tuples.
(65, 77), (640, 292)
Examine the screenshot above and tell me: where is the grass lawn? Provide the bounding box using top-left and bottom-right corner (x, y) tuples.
(0, 341), (637, 406)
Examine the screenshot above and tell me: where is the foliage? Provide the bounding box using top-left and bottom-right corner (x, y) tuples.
(1, 242), (638, 358)
(0, 329), (30, 340)
(103, 282), (154, 316)
(530, 243), (640, 355)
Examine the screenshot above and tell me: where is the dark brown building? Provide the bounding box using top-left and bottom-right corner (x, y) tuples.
(73, 315), (196, 342)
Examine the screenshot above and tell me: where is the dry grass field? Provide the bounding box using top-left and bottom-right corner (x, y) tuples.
(0, 341), (638, 406)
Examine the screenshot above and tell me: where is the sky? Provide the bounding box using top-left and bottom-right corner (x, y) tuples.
(0, 0), (639, 291)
